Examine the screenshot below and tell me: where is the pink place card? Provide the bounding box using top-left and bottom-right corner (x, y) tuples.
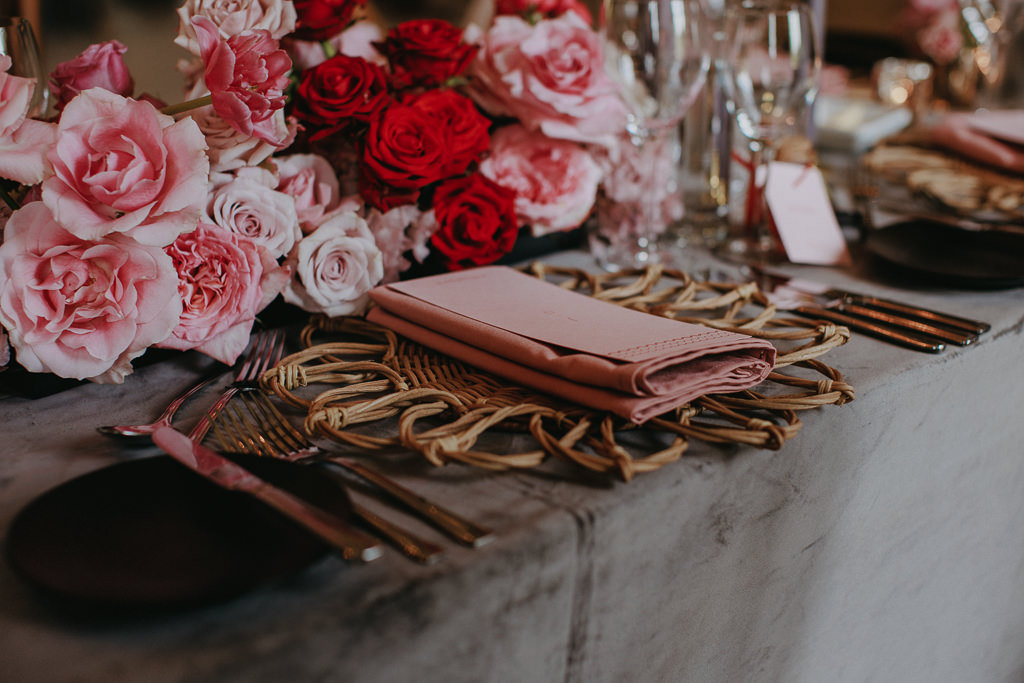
(766, 161), (851, 266)
(385, 267), (741, 363)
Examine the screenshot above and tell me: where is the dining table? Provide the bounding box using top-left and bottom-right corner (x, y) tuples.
(2, 232), (1023, 683)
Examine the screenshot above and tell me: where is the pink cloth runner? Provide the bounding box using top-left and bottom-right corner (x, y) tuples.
(367, 267), (776, 423)
(930, 111), (1024, 175)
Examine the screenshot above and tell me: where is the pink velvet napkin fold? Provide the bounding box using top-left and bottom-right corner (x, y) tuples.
(930, 111), (1024, 174)
(366, 266), (776, 423)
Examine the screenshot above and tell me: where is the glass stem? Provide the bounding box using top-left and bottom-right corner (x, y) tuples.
(630, 127), (658, 265)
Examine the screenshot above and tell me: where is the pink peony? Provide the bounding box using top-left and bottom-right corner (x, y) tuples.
(48, 40), (134, 112)
(158, 222), (289, 364)
(192, 103), (297, 173)
(175, 0), (297, 55)
(0, 55), (57, 185)
(207, 166), (301, 259)
(282, 211), (383, 317)
(467, 13), (627, 148)
(363, 203), (428, 283)
(0, 202), (182, 382)
(274, 153), (341, 233)
(480, 124), (602, 236)
(41, 89), (208, 247)
(193, 16), (292, 145)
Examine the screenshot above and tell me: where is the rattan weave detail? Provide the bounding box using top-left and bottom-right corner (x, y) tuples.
(261, 265), (855, 481)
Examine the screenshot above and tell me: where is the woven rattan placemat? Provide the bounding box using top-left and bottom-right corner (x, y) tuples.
(261, 264), (855, 481)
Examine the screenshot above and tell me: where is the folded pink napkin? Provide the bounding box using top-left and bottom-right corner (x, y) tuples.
(367, 267), (776, 423)
(930, 111), (1024, 174)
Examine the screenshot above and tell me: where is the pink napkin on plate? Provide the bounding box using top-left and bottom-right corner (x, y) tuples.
(930, 111), (1024, 174)
(366, 266), (776, 423)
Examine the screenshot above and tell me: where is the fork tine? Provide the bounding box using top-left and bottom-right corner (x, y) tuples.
(243, 393), (308, 453)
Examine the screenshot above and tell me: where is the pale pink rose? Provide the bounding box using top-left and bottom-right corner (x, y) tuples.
(467, 14), (627, 148)
(207, 166), (301, 259)
(193, 17), (292, 145)
(480, 124), (601, 236)
(364, 203), (424, 283)
(285, 19), (385, 71)
(283, 212), (383, 317)
(193, 104), (297, 173)
(273, 153), (341, 233)
(42, 89), (209, 247)
(175, 0), (298, 55)
(48, 40), (134, 112)
(0, 55), (57, 185)
(159, 222), (289, 364)
(0, 202), (182, 382)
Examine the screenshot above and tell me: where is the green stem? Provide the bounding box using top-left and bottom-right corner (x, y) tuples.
(1, 184), (20, 211)
(160, 94), (213, 117)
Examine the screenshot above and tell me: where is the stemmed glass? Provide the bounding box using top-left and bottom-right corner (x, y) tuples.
(0, 17), (48, 118)
(720, 0), (820, 262)
(599, 0), (708, 270)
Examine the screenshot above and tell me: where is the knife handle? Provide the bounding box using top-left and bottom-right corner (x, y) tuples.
(841, 304), (978, 346)
(847, 296), (991, 336)
(252, 482), (384, 562)
(792, 305), (946, 353)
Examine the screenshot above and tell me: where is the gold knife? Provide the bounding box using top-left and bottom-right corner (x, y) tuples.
(152, 426), (383, 563)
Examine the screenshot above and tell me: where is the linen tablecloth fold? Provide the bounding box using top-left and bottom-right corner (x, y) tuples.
(367, 267), (775, 423)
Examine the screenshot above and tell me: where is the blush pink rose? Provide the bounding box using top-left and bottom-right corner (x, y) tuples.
(158, 222), (289, 364)
(480, 124), (601, 236)
(273, 153), (341, 233)
(42, 88), (209, 247)
(207, 166), (301, 258)
(193, 17), (292, 145)
(175, 0), (297, 55)
(467, 13), (627, 148)
(0, 202), (182, 382)
(48, 40), (134, 112)
(0, 55), (57, 185)
(285, 19), (385, 71)
(193, 104), (297, 173)
(283, 212), (383, 317)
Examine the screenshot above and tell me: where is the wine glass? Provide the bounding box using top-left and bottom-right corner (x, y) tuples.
(599, 0), (709, 270)
(720, 0), (820, 262)
(0, 17), (48, 118)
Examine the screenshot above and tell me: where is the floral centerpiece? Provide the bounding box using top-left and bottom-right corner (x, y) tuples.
(0, 0), (661, 386)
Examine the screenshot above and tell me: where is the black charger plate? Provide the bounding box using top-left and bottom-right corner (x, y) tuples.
(865, 220), (1024, 289)
(7, 454), (349, 612)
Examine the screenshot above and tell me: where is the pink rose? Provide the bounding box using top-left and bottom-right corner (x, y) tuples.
(42, 89), (208, 247)
(193, 17), (292, 145)
(285, 19), (385, 71)
(274, 153), (341, 233)
(467, 14), (627, 148)
(159, 223), (289, 364)
(175, 0), (297, 55)
(0, 55), (57, 185)
(207, 166), (301, 259)
(480, 124), (601, 236)
(0, 202), (182, 382)
(192, 104), (298, 173)
(48, 40), (134, 112)
(918, 12), (963, 65)
(283, 212), (383, 317)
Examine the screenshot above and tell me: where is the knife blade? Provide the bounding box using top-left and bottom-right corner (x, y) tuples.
(152, 426), (383, 563)
(753, 267), (990, 338)
(766, 289), (946, 353)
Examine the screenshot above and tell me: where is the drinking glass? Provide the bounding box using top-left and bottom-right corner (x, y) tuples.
(599, 0), (708, 270)
(720, 0), (820, 262)
(0, 17), (48, 118)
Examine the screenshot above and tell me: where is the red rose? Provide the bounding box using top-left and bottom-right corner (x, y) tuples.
(430, 173), (519, 270)
(404, 89), (490, 177)
(375, 19), (479, 89)
(360, 102), (452, 210)
(292, 0), (366, 42)
(293, 54), (389, 140)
